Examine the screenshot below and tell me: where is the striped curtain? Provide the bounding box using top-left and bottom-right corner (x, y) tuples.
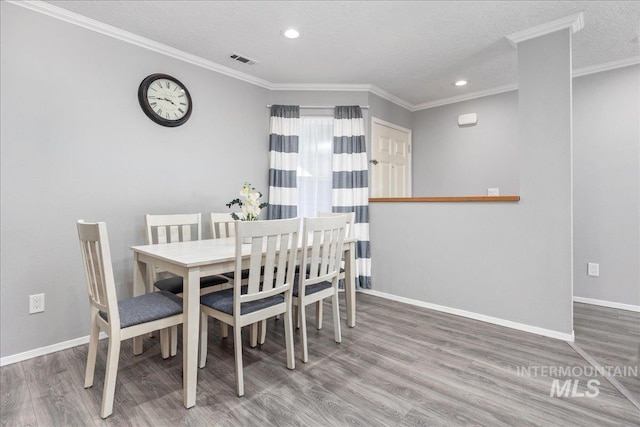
(332, 106), (371, 289)
(268, 105), (300, 219)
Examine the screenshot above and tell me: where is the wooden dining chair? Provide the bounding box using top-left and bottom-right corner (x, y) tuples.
(210, 212), (237, 239)
(210, 212), (266, 347)
(314, 211), (355, 328)
(293, 215), (346, 363)
(210, 212), (255, 284)
(77, 220), (184, 419)
(146, 213), (229, 354)
(198, 218), (299, 396)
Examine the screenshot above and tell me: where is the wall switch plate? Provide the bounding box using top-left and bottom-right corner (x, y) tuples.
(29, 293), (45, 314)
(587, 263), (600, 277)
(488, 188), (500, 196)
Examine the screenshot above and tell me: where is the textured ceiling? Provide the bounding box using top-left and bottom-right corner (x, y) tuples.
(46, 1), (640, 107)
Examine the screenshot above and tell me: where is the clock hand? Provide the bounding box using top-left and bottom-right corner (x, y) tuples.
(148, 96), (174, 104)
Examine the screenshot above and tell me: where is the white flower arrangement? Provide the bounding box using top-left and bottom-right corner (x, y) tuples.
(226, 182), (268, 221)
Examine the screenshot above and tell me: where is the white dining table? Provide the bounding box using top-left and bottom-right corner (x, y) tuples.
(130, 235), (356, 409)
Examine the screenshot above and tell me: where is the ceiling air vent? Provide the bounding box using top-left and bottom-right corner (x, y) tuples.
(230, 53), (259, 65)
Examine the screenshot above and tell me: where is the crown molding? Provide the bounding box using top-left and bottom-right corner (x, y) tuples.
(368, 85), (415, 111)
(270, 83), (371, 92)
(573, 55), (640, 78)
(9, 2), (635, 113)
(269, 83), (414, 111)
(412, 56), (639, 111)
(506, 12), (584, 49)
(8, 0), (273, 90)
(412, 83), (519, 111)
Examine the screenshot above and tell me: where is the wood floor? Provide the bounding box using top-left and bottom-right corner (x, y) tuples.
(1, 294), (638, 426)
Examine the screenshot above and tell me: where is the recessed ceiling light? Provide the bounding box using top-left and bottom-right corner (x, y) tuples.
(454, 80), (468, 87)
(283, 28), (300, 39)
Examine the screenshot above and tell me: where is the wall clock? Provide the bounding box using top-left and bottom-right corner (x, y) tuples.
(138, 74), (192, 127)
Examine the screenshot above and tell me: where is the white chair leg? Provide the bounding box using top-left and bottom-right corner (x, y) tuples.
(199, 312), (208, 369)
(170, 325), (178, 357)
(284, 307), (295, 370)
(259, 319), (267, 345)
(160, 328), (170, 359)
(300, 303), (308, 363)
(220, 321), (228, 338)
(233, 325), (244, 397)
(249, 323), (258, 348)
(84, 318), (100, 388)
(294, 305), (300, 329)
(100, 335), (121, 419)
(332, 292), (341, 344)
(316, 300), (323, 330)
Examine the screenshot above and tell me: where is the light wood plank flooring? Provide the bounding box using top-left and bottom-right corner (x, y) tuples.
(1, 294), (638, 426)
(573, 302), (639, 404)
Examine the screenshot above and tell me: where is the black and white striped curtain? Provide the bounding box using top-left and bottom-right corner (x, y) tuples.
(268, 105), (300, 219)
(332, 106), (371, 289)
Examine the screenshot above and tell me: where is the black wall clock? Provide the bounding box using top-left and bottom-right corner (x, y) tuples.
(138, 74), (192, 127)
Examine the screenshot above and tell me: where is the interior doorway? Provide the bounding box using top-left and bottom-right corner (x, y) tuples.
(370, 118), (412, 198)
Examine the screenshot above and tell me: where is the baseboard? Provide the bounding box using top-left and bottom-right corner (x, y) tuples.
(360, 289), (575, 342)
(573, 296), (640, 312)
(0, 332), (107, 367)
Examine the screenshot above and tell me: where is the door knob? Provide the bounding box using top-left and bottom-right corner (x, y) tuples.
(369, 159), (379, 165)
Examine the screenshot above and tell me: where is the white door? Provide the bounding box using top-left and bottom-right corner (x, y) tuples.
(371, 118), (412, 197)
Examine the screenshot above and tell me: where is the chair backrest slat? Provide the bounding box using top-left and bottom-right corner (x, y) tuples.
(145, 213), (201, 245)
(317, 211), (355, 239)
(77, 220), (120, 328)
(210, 213), (236, 239)
(236, 219), (300, 306)
(302, 216), (346, 287)
(145, 214), (202, 282)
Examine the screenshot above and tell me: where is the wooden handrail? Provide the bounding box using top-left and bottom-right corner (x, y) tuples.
(369, 196), (520, 203)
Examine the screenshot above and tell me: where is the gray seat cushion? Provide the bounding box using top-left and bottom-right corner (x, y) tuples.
(222, 266), (265, 281)
(155, 274), (228, 294)
(200, 285), (284, 315)
(99, 291), (183, 329)
(295, 264), (345, 275)
(293, 275), (332, 297)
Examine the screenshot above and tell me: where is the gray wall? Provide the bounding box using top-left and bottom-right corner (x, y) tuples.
(0, 3), (271, 358)
(573, 65), (640, 305)
(371, 29), (575, 336)
(368, 93), (413, 131)
(403, 65), (640, 308)
(412, 91), (519, 196)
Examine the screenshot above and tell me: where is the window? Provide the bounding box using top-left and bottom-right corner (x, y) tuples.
(297, 116), (333, 218)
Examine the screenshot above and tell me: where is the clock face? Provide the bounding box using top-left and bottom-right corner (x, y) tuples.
(138, 74), (192, 127)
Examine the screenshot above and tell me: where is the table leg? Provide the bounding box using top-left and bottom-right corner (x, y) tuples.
(183, 267), (200, 408)
(344, 241), (356, 327)
(132, 253), (147, 355)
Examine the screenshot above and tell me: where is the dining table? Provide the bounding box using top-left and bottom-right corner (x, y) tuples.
(130, 235), (356, 408)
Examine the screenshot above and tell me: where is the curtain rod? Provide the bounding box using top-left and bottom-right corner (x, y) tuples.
(266, 105), (369, 110)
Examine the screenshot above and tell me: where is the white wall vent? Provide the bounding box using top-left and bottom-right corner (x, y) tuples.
(230, 53), (259, 65)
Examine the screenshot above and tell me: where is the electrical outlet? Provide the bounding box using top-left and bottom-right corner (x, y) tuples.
(488, 188), (500, 196)
(29, 294), (45, 314)
(587, 263), (600, 277)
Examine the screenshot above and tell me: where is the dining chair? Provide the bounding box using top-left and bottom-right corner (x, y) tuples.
(210, 212), (237, 239)
(210, 212), (265, 347)
(198, 218), (299, 396)
(77, 220), (184, 419)
(314, 211), (355, 328)
(293, 215), (346, 363)
(146, 213), (229, 354)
